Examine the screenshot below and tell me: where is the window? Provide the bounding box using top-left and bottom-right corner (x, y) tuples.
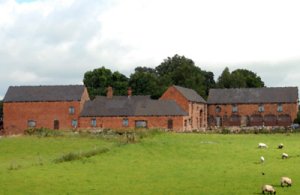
(71, 119), (78, 128)
(135, 120), (147, 128)
(258, 104), (264, 112)
(91, 118), (96, 127)
(216, 106), (221, 113)
(122, 118), (129, 127)
(232, 104), (238, 113)
(69, 106), (75, 115)
(184, 120), (187, 127)
(277, 103), (283, 112)
(27, 120), (36, 128)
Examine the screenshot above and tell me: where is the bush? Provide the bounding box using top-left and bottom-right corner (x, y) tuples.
(24, 127), (63, 137)
(54, 147), (110, 163)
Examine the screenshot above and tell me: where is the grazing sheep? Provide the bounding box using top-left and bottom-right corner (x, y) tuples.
(278, 143), (284, 149)
(262, 184), (276, 194)
(260, 156), (265, 163)
(258, 143), (268, 148)
(282, 153), (288, 159)
(281, 177), (292, 187)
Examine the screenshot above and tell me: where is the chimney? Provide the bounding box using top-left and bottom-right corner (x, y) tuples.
(127, 87), (132, 97)
(107, 86), (113, 98)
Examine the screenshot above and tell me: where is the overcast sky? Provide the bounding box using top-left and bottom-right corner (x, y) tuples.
(1, 0), (300, 99)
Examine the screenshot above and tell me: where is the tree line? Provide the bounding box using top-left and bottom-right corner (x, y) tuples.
(83, 54), (265, 99)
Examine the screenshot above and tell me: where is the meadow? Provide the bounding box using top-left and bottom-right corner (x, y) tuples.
(0, 131), (300, 194)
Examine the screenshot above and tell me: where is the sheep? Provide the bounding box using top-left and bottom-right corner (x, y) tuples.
(262, 184), (276, 194)
(278, 143), (284, 149)
(258, 143), (268, 148)
(281, 177), (292, 187)
(260, 156), (265, 163)
(282, 153), (288, 159)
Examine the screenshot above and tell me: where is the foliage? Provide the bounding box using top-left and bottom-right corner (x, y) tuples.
(83, 66), (129, 99)
(128, 67), (160, 98)
(217, 67), (265, 88)
(24, 127), (63, 137)
(54, 147), (110, 163)
(82, 55), (265, 99)
(293, 109), (300, 124)
(155, 54), (214, 98)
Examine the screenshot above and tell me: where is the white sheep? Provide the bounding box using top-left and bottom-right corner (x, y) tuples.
(281, 176), (292, 187)
(262, 184), (276, 194)
(278, 143), (284, 149)
(258, 143), (268, 148)
(282, 153), (288, 159)
(260, 156), (265, 163)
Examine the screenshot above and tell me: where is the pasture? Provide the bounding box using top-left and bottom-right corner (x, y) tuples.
(0, 131), (300, 194)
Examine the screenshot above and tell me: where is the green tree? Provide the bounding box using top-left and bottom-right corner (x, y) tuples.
(216, 67), (264, 88)
(83, 67), (129, 99)
(231, 69), (264, 88)
(129, 67), (160, 98)
(155, 54), (210, 98)
(217, 67), (232, 88)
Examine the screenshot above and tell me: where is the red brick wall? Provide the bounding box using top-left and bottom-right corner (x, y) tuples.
(160, 86), (189, 112)
(79, 116), (184, 131)
(160, 86), (207, 131)
(208, 103), (298, 127)
(4, 101), (82, 134)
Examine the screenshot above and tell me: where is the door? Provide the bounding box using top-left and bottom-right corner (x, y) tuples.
(167, 119), (173, 129)
(216, 117), (222, 127)
(54, 120), (59, 130)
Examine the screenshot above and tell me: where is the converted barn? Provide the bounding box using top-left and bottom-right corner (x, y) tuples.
(207, 87), (298, 128)
(80, 87), (188, 131)
(3, 85), (89, 134)
(160, 85), (207, 131)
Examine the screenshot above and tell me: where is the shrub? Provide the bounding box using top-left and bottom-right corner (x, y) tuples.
(24, 127), (63, 137)
(54, 147), (110, 163)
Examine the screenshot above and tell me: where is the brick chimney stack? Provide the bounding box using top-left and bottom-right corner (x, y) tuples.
(127, 87), (132, 97)
(107, 86), (113, 99)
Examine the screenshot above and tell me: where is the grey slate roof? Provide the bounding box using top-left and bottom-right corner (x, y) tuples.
(207, 87), (298, 104)
(80, 96), (187, 117)
(3, 85), (85, 102)
(174, 85), (206, 103)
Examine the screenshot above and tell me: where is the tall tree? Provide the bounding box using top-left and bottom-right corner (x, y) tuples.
(129, 67), (160, 98)
(231, 69), (264, 88)
(83, 67), (129, 99)
(155, 54), (209, 98)
(217, 67), (232, 88)
(216, 67), (264, 88)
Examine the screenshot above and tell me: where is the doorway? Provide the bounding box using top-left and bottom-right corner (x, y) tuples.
(167, 119), (173, 129)
(216, 117), (222, 127)
(54, 120), (59, 130)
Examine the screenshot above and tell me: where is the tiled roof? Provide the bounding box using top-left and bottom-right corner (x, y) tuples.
(80, 96), (187, 117)
(3, 85), (85, 102)
(207, 87), (298, 104)
(174, 85), (206, 103)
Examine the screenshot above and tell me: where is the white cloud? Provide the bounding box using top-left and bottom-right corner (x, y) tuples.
(0, 0), (300, 97)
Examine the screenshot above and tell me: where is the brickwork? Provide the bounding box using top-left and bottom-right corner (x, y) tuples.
(79, 116), (184, 131)
(4, 101), (81, 134)
(3, 88), (89, 134)
(208, 103), (298, 127)
(160, 86), (207, 131)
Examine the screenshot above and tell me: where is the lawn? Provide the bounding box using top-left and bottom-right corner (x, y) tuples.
(0, 132), (300, 194)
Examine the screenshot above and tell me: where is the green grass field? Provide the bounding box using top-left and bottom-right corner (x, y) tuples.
(0, 132), (300, 194)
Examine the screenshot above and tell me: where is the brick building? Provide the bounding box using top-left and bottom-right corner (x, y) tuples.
(160, 85), (207, 131)
(3, 84), (298, 134)
(3, 85), (89, 134)
(79, 87), (187, 131)
(207, 87), (298, 128)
